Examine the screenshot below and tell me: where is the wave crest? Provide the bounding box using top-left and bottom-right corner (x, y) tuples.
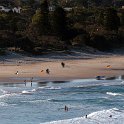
(40, 108), (124, 124)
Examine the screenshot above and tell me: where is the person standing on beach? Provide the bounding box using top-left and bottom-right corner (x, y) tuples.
(46, 69), (50, 74)
(106, 65), (111, 68)
(61, 62), (65, 68)
(31, 77), (33, 87)
(24, 80), (26, 86)
(15, 71), (19, 75)
(31, 80), (32, 87)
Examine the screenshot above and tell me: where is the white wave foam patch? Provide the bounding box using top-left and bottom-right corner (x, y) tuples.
(21, 88), (37, 95)
(31, 89), (37, 92)
(0, 89), (8, 94)
(0, 93), (17, 99)
(40, 108), (124, 124)
(39, 86), (61, 90)
(106, 92), (122, 96)
(21, 90), (32, 94)
(22, 99), (48, 104)
(47, 87), (61, 90)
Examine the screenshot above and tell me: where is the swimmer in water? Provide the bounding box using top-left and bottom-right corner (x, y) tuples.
(64, 105), (68, 111)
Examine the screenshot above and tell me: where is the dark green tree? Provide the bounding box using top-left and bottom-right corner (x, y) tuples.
(28, 0), (50, 38)
(27, 9), (44, 42)
(0, 14), (6, 30)
(14, 0), (21, 6)
(104, 8), (120, 32)
(28, 0), (35, 7)
(39, 0), (50, 34)
(96, 10), (104, 25)
(53, 6), (68, 40)
(120, 13), (124, 26)
(52, 0), (59, 7)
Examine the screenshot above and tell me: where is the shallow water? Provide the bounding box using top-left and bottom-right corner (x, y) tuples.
(0, 78), (124, 124)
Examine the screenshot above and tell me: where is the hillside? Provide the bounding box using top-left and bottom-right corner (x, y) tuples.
(0, 0), (124, 55)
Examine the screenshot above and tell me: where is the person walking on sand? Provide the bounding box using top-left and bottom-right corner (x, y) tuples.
(106, 65), (111, 68)
(46, 69), (50, 74)
(61, 62), (65, 68)
(30, 77), (33, 87)
(31, 80), (32, 87)
(15, 71), (19, 75)
(24, 80), (26, 86)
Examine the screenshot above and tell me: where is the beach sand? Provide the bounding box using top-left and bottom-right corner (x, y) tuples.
(0, 53), (124, 83)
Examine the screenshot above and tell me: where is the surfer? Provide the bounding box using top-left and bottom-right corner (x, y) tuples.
(109, 115), (112, 118)
(85, 115), (87, 118)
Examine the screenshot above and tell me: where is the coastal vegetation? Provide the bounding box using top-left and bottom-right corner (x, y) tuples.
(0, 0), (124, 54)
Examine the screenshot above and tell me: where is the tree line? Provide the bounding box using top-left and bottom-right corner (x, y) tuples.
(0, 0), (124, 54)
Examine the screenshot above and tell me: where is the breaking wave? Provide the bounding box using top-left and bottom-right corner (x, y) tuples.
(41, 108), (124, 124)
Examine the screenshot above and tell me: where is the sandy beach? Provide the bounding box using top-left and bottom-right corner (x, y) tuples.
(0, 51), (124, 83)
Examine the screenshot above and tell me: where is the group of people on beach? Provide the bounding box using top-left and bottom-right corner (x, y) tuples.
(24, 77), (33, 87)
(15, 62), (65, 87)
(45, 62), (65, 74)
(46, 62), (65, 74)
(15, 62), (65, 75)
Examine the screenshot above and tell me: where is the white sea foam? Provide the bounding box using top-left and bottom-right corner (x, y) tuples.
(39, 86), (61, 90)
(0, 94), (11, 98)
(22, 99), (47, 103)
(40, 108), (124, 124)
(75, 84), (102, 88)
(21, 88), (38, 94)
(106, 92), (122, 96)
(74, 80), (124, 89)
(0, 89), (8, 94)
(21, 90), (32, 94)
(31, 89), (37, 92)
(0, 93), (17, 99)
(47, 87), (61, 90)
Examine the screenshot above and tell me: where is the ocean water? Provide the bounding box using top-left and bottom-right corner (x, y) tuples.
(0, 78), (124, 124)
